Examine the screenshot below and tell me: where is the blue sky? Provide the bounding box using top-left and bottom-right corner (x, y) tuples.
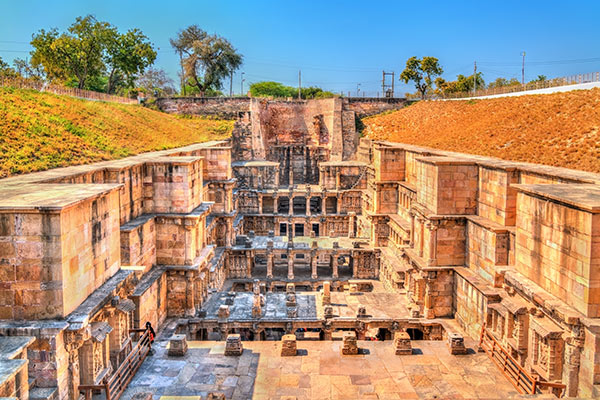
(1, 0), (600, 96)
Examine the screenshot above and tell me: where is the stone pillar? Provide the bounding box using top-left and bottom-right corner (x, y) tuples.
(65, 328), (90, 400)
(226, 218), (233, 247)
(352, 252), (358, 278)
(322, 323), (333, 340)
(258, 194), (263, 214)
(185, 271), (196, 317)
(426, 222), (438, 266)
(289, 167), (294, 187)
(409, 211), (415, 247)
(246, 252), (253, 278)
(307, 197), (311, 216)
(322, 281), (331, 305)
(424, 276), (435, 319)
(266, 251), (274, 279)
(322, 195), (327, 216)
(289, 196), (294, 216)
(184, 224), (194, 265)
(331, 251), (339, 279)
(564, 337), (583, 397)
(311, 244), (318, 279)
(348, 211), (356, 238)
(288, 252), (294, 280)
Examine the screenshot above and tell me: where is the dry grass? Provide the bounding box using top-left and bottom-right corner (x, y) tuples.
(364, 88), (600, 173)
(0, 87), (233, 177)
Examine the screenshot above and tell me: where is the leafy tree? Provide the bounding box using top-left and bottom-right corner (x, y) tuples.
(135, 67), (176, 96)
(488, 77), (521, 89)
(400, 56), (443, 99)
(0, 56), (17, 78)
(104, 28), (156, 94)
(31, 15), (111, 89)
(12, 58), (44, 80)
(29, 15), (156, 92)
(249, 81), (336, 99)
(528, 75), (547, 85)
(170, 25), (242, 97)
(249, 81), (293, 98)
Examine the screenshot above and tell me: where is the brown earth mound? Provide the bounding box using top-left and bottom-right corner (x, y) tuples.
(363, 88), (600, 172)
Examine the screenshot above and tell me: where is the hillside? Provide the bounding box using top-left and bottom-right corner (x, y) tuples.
(0, 87), (233, 177)
(363, 88), (600, 173)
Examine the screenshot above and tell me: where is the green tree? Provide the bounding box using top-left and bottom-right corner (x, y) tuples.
(249, 81), (294, 98)
(400, 56), (443, 99)
(104, 28), (156, 94)
(0, 56), (17, 78)
(488, 77), (521, 89)
(170, 25), (242, 97)
(31, 15), (111, 89)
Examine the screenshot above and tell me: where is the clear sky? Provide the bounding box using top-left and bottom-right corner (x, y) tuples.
(1, 0), (600, 96)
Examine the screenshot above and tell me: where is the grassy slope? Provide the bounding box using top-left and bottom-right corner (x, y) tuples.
(0, 87), (233, 177)
(364, 88), (600, 173)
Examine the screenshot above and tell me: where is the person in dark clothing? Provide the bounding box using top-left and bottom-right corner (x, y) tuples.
(145, 321), (156, 355)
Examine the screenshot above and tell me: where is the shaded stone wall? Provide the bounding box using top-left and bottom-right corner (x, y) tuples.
(155, 97), (251, 119)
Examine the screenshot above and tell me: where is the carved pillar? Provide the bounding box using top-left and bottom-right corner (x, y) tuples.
(352, 252), (358, 278)
(322, 195), (327, 216)
(289, 166), (294, 187)
(266, 251), (274, 279)
(331, 251), (339, 279)
(288, 252), (294, 280)
(307, 197), (311, 216)
(185, 271), (196, 317)
(226, 217), (233, 247)
(355, 321), (367, 340)
(289, 196), (294, 216)
(424, 275), (435, 319)
(322, 322), (333, 340)
(311, 250), (318, 279)
(348, 211), (356, 238)
(246, 251), (253, 277)
(258, 194), (263, 215)
(184, 223), (194, 265)
(409, 211), (415, 247)
(65, 327), (90, 400)
(426, 222), (438, 266)
(564, 335), (583, 397)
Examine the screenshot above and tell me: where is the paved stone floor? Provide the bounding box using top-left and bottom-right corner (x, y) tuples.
(121, 338), (530, 400)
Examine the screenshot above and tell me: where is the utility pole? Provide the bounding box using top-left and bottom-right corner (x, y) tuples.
(241, 72), (245, 96)
(473, 61), (477, 94)
(521, 51), (526, 85)
(298, 70), (301, 100)
(229, 70), (233, 97)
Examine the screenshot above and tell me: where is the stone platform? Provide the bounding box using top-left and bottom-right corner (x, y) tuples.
(121, 339), (528, 399)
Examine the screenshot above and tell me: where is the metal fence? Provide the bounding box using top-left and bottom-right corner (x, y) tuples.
(0, 76), (138, 104)
(442, 72), (600, 99)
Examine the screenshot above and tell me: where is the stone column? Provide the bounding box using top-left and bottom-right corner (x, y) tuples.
(226, 218), (233, 247)
(426, 222), (438, 266)
(322, 195), (327, 216)
(348, 212), (356, 238)
(258, 194), (263, 215)
(185, 271), (196, 317)
(424, 276), (435, 319)
(288, 252), (294, 280)
(65, 327), (90, 400)
(311, 249), (318, 279)
(331, 251), (339, 279)
(289, 166), (294, 187)
(564, 336), (583, 397)
(307, 197), (311, 216)
(409, 211), (415, 247)
(184, 223), (194, 265)
(246, 252), (253, 278)
(352, 252), (358, 278)
(289, 196), (294, 216)
(266, 244), (274, 279)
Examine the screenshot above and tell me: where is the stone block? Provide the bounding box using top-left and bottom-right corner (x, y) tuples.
(130, 392), (153, 400)
(447, 332), (468, 355)
(207, 393), (226, 400)
(287, 307), (297, 318)
(281, 334), (297, 356)
(341, 331), (358, 355)
(349, 283), (359, 295)
(324, 306), (333, 319)
(286, 283), (295, 293)
(394, 332), (412, 355)
(357, 306), (367, 318)
(167, 334), (188, 357)
(217, 305), (230, 321)
(224, 334), (243, 356)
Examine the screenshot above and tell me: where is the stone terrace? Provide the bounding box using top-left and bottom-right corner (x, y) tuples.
(122, 338), (528, 400)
